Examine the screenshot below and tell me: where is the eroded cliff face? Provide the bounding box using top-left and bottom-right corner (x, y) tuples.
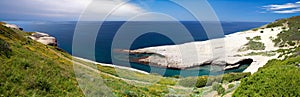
(114, 26), (285, 72)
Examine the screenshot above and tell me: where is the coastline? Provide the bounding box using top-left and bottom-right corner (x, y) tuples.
(120, 25), (285, 74)
(8, 21), (286, 75)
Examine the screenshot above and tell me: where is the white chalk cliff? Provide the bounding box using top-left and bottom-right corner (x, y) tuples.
(124, 26), (287, 73)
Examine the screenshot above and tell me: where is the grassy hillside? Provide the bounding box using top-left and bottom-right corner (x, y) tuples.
(0, 23), (84, 96)
(233, 16), (300, 96)
(269, 16), (300, 47)
(233, 54), (300, 97)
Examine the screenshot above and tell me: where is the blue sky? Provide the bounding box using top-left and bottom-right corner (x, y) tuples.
(0, 0), (299, 22)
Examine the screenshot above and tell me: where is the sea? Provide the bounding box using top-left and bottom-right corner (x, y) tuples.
(6, 21), (268, 77)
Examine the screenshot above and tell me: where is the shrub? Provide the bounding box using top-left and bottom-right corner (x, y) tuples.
(233, 55), (300, 96)
(0, 39), (12, 58)
(228, 84), (235, 89)
(253, 36), (261, 41)
(240, 37), (266, 51)
(212, 82), (225, 95)
(222, 72), (251, 83)
(246, 37), (251, 40)
(266, 19), (286, 28)
(287, 41), (296, 46)
(212, 82), (219, 90)
(196, 76), (209, 88)
(178, 77), (198, 87)
(179, 72), (250, 88)
(252, 28), (259, 31)
(157, 78), (176, 86)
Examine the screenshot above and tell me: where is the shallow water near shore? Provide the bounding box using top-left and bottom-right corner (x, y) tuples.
(7, 21), (266, 77)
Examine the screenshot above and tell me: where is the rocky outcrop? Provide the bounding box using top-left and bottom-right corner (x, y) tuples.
(3, 24), (23, 30)
(29, 32), (57, 46)
(117, 49), (254, 70)
(114, 26), (284, 73)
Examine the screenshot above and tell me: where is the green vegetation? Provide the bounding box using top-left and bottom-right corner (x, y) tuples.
(212, 82), (225, 95)
(0, 24), (84, 96)
(272, 16), (300, 47)
(243, 51), (276, 57)
(233, 16), (300, 96)
(266, 19), (287, 28)
(228, 84), (235, 89)
(233, 56), (300, 96)
(239, 36), (266, 51)
(178, 72), (251, 88)
(252, 28), (259, 31)
(0, 38), (12, 58)
(253, 36), (261, 41)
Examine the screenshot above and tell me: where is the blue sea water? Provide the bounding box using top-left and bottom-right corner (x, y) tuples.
(7, 21), (268, 77)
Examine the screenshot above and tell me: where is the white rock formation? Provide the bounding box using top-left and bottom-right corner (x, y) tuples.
(3, 24), (22, 30)
(128, 26), (286, 73)
(29, 32), (57, 46)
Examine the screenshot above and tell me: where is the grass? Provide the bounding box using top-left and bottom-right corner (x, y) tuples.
(178, 72), (251, 88)
(272, 16), (300, 47)
(266, 18), (287, 28)
(243, 51), (276, 57)
(239, 37), (266, 51)
(0, 25), (84, 96)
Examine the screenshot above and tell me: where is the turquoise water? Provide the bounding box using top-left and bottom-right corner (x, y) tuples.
(8, 21), (267, 77)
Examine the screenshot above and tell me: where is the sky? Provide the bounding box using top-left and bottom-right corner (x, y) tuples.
(0, 0), (299, 22)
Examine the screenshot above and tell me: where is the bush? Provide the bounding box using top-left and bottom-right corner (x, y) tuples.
(248, 40), (265, 50)
(233, 55), (300, 96)
(287, 41), (296, 46)
(196, 76), (209, 88)
(253, 36), (261, 41)
(212, 82), (219, 90)
(228, 84), (235, 89)
(217, 86), (225, 95)
(179, 72), (250, 88)
(252, 28), (259, 31)
(0, 39), (12, 58)
(212, 82), (225, 95)
(246, 37), (251, 40)
(222, 72), (251, 83)
(240, 37), (266, 51)
(157, 78), (176, 86)
(178, 77), (198, 87)
(266, 19), (286, 28)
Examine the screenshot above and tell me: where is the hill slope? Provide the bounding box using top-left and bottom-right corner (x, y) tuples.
(0, 22), (84, 96)
(233, 16), (300, 96)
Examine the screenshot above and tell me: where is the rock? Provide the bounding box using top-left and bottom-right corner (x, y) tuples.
(29, 32), (57, 46)
(3, 24), (23, 30)
(114, 26), (284, 72)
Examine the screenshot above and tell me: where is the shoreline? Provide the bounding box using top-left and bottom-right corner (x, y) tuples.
(120, 26), (285, 74)
(73, 27), (282, 74)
